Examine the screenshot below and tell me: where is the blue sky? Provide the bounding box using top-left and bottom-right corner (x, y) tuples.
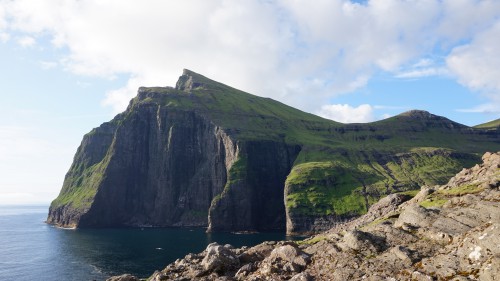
(0, 0), (499, 205)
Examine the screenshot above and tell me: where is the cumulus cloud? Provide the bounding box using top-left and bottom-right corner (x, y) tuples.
(447, 22), (500, 93)
(1, 0), (500, 114)
(447, 21), (500, 115)
(318, 104), (374, 123)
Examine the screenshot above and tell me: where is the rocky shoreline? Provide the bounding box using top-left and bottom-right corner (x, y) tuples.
(108, 152), (499, 280)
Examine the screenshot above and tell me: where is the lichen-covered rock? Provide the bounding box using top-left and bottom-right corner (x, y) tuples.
(338, 230), (385, 255)
(394, 204), (437, 229)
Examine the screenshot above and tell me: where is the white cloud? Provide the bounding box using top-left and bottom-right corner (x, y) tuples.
(447, 22), (500, 94)
(447, 21), (500, 115)
(396, 67), (449, 79)
(381, 113), (393, 119)
(0, 32), (8, 42)
(317, 104), (374, 123)
(1, 0), (500, 114)
(16, 35), (35, 47)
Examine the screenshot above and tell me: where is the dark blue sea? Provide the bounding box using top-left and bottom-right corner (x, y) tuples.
(0, 205), (298, 281)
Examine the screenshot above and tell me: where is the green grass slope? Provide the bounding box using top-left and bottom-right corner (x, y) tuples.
(474, 118), (500, 129)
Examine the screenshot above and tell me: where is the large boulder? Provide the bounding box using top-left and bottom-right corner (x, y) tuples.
(201, 243), (240, 272)
(260, 243), (311, 275)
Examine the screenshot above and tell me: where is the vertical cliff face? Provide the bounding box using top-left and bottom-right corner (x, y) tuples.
(207, 141), (301, 232)
(49, 93), (242, 228)
(79, 107), (234, 227)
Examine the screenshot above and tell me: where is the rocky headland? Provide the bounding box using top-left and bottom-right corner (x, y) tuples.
(109, 151), (500, 281)
(47, 70), (500, 236)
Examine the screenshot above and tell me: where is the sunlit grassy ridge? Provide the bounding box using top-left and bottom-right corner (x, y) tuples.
(474, 118), (500, 129)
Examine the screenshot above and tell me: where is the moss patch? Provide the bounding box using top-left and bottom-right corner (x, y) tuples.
(298, 235), (327, 245)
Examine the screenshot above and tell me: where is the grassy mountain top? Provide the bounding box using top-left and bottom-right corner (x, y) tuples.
(128, 70), (497, 155)
(130, 69), (338, 144)
(474, 118), (500, 129)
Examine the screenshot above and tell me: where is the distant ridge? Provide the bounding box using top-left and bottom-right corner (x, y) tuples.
(475, 118), (500, 129)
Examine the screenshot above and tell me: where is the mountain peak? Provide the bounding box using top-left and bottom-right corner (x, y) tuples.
(398, 110), (433, 118)
(175, 69), (207, 92)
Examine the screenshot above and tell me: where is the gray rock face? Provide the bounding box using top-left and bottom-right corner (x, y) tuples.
(261, 244), (311, 274)
(85, 108), (234, 227)
(47, 86), (300, 231)
(208, 141), (301, 232)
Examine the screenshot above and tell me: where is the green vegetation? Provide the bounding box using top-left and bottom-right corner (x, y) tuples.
(420, 198), (448, 208)
(474, 118), (500, 129)
(419, 184), (484, 209)
(298, 235), (327, 245)
(397, 189), (420, 197)
(51, 155), (109, 210)
(439, 184), (484, 196)
(284, 150), (478, 217)
(285, 161), (375, 216)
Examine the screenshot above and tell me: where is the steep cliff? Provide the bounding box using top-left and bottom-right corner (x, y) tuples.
(47, 69), (500, 234)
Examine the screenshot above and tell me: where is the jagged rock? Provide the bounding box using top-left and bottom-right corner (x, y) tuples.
(257, 243), (311, 277)
(237, 242), (274, 263)
(201, 243), (239, 272)
(394, 204), (437, 229)
(105, 274), (139, 281)
(234, 263), (254, 279)
(390, 245), (412, 262)
(338, 230), (385, 254)
(289, 272), (313, 281)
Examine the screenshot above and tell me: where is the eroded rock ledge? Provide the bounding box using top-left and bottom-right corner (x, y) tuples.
(108, 151), (500, 281)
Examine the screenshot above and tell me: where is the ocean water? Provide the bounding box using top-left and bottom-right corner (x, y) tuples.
(0, 206), (298, 281)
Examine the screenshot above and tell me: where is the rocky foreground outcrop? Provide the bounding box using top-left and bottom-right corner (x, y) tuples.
(109, 151), (500, 280)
